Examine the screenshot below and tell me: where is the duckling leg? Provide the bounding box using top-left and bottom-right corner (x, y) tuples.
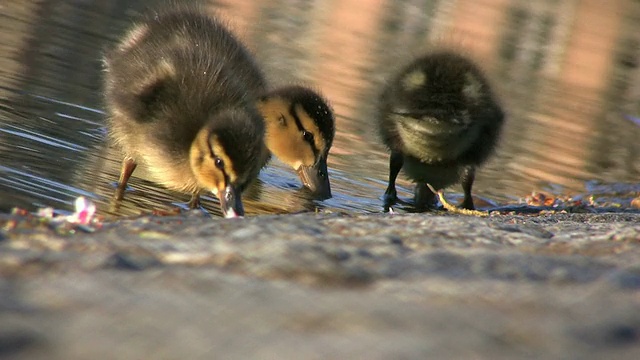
(414, 183), (436, 211)
(115, 156), (137, 200)
(188, 192), (201, 209)
(383, 152), (404, 211)
(460, 166), (476, 210)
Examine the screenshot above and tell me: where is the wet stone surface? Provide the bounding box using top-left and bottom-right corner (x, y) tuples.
(1, 211), (640, 359)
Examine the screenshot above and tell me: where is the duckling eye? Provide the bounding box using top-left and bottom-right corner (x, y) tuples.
(278, 114), (287, 126)
(302, 130), (314, 143)
(214, 157), (225, 169)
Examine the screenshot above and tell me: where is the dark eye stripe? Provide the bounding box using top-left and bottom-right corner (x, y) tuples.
(289, 103), (320, 158)
(288, 102), (306, 133)
(208, 141), (228, 177)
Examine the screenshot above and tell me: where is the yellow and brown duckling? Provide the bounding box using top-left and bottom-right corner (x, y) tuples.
(257, 86), (335, 199)
(378, 50), (504, 211)
(104, 7), (268, 218)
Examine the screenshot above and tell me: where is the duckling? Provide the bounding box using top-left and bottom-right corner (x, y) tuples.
(103, 8), (268, 218)
(378, 50), (504, 211)
(257, 86), (335, 199)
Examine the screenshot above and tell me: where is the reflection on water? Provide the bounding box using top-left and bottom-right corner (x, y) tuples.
(0, 0), (639, 217)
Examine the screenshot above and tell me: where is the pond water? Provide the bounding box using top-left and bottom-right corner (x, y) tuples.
(1, 0), (639, 218)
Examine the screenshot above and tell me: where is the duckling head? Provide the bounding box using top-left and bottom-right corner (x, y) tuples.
(190, 110), (265, 218)
(258, 86), (335, 199)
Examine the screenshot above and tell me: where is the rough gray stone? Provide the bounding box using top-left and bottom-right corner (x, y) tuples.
(1, 211), (640, 359)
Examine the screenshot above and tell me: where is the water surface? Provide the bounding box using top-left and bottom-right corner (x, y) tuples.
(1, 0), (639, 218)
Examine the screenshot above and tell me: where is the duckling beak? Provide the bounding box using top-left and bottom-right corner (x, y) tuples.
(217, 185), (244, 218)
(296, 158), (332, 199)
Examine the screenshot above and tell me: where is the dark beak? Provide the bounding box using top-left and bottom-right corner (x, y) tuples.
(296, 157), (332, 199)
(217, 184), (244, 218)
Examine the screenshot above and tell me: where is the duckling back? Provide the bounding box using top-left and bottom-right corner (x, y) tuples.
(105, 8), (267, 156)
(379, 51), (503, 167)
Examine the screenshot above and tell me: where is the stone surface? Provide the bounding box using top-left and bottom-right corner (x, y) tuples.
(1, 211), (640, 359)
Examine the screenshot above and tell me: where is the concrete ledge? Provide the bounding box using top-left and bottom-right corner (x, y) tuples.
(1, 212), (640, 359)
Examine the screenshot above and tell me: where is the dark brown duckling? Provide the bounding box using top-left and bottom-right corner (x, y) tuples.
(257, 86), (335, 199)
(378, 50), (504, 211)
(104, 7), (268, 218)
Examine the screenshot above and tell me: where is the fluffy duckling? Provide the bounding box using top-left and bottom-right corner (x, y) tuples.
(104, 8), (268, 218)
(378, 50), (504, 211)
(257, 86), (335, 199)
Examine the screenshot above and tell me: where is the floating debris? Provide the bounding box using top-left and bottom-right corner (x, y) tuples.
(5, 196), (103, 236)
(525, 192), (558, 207)
(65, 196), (97, 225)
(524, 192), (590, 209)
